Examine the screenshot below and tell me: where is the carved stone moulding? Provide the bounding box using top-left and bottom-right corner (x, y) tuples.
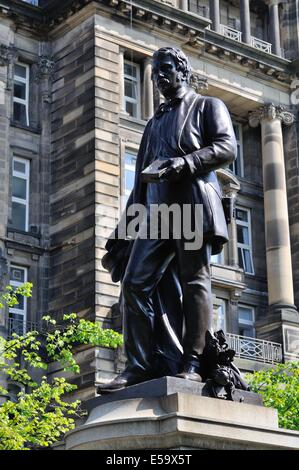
(189, 72), (208, 93)
(249, 103), (295, 127)
(103, 0), (207, 41)
(33, 56), (55, 82)
(0, 44), (18, 66)
(203, 43), (289, 82)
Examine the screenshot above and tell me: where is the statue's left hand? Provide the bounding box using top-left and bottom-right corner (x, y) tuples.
(159, 157), (186, 182)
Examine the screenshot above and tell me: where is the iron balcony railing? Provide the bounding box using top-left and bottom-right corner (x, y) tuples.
(220, 24), (242, 42)
(226, 333), (283, 364)
(219, 25), (273, 56)
(7, 319), (283, 364)
(7, 317), (41, 338)
(250, 36), (272, 54)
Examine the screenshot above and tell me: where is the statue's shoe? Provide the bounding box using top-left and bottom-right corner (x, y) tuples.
(97, 370), (148, 394)
(176, 364), (203, 382)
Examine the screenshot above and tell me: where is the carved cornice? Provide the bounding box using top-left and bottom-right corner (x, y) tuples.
(249, 103), (295, 127)
(33, 56), (55, 82)
(0, 0), (46, 35)
(52, 0), (292, 84)
(0, 0), (293, 84)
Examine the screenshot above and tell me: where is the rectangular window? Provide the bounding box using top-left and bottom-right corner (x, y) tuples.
(228, 17), (241, 31)
(188, 0), (210, 17)
(238, 304), (255, 338)
(124, 150), (137, 202)
(213, 299), (226, 332)
(211, 252), (223, 265)
(11, 157), (30, 231)
(229, 123), (244, 177)
(13, 62), (29, 126)
(9, 265), (28, 336)
(236, 207), (254, 274)
(22, 0), (39, 5)
(124, 61), (141, 119)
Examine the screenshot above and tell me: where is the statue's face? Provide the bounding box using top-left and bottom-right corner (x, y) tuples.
(152, 54), (184, 98)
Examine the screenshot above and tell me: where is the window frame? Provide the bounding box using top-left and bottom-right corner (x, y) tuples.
(123, 60), (141, 120)
(236, 206), (254, 275)
(188, 0), (210, 18)
(13, 62), (30, 127)
(230, 122), (244, 177)
(23, 0), (39, 5)
(121, 147), (138, 212)
(9, 265), (28, 335)
(237, 304), (255, 338)
(11, 157), (30, 232)
(213, 298), (227, 333)
(211, 251), (224, 265)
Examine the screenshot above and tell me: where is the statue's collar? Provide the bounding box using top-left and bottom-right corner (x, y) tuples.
(155, 87), (193, 118)
(164, 86), (189, 104)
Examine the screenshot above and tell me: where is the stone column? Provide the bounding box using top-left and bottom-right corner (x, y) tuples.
(209, 0), (220, 33)
(34, 56), (54, 104)
(143, 57), (154, 120)
(266, 0), (282, 56)
(240, 0), (251, 45)
(119, 48), (126, 114)
(179, 0), (188, 12)
(249, 104), (295, 310)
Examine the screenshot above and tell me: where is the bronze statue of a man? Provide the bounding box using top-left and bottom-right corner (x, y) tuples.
(98, 47), (237, 393)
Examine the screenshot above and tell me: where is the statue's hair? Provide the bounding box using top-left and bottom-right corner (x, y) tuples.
(152, 47), (192, 83)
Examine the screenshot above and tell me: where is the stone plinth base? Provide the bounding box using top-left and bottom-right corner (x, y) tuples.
(64, 377), (299, 450)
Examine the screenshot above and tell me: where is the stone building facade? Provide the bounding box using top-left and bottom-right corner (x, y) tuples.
(0, 0), (299, 400)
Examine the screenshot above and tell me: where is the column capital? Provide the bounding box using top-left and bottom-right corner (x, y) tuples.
(189, 73), (208, 93)
(33, 56), (55, 82)
(249, 103), (294, 127)
(216, 168), (241, 196)
(0, 44), (17, 66)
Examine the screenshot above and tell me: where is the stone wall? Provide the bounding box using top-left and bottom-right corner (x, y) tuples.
(0, 41), (11, 335)
(94, 28), (121, 327)
(49, 16), (96, 321)
(284, 113), (299, 310)
(281, 0), (299, 60)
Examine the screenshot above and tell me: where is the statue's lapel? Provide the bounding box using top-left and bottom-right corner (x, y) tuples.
(176, 89), (199, 156)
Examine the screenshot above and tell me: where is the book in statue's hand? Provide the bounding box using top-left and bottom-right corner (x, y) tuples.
(141, 159), (169, 183)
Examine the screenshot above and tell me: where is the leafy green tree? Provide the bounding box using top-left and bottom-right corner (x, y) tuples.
(246, 361), (299, 430)
(0, 283), (123, 450)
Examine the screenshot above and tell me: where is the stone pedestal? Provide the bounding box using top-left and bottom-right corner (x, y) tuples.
(64, 377), (299, 450)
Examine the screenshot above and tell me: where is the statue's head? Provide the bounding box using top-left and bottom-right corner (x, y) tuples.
(151, 47), (191, 98)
